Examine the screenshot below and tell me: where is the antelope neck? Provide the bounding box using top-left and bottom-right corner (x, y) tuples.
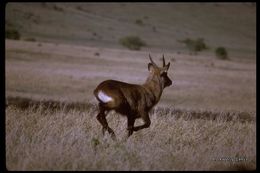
(143, 74), (163, 104)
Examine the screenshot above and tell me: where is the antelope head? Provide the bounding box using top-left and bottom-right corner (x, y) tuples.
(148, 54), (172, 89)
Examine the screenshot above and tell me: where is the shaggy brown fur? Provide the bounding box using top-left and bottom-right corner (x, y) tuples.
(93, 55), (172, 139)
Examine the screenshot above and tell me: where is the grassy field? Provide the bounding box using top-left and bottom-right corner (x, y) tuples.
(5, 3), (256, 171)
(6, 102), (256, 171)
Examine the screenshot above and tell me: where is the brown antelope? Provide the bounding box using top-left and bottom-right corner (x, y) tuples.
(93, 54), (172, 139)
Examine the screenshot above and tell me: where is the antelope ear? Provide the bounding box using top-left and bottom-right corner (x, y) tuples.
(161, 62), (170, 72)
(165, 62), (170, 71)
(148, 63), (155, 72)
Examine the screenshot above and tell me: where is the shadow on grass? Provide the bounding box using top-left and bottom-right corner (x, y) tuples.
(6, 96), (97, 113)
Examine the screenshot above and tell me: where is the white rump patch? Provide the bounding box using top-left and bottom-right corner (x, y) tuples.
(98, 91), (113, 103)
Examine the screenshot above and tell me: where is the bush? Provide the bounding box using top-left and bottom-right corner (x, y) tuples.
(5, 29), (20, 40)
(53, 4), (63, 12)
(215, 47), (228, 60)
(119, 36), (146, 50)
(24, 38), (36, 42)
(179, 38), (208, 53)
(135, 19), (144, 26)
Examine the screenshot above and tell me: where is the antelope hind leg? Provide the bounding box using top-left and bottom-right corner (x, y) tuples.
(96, 105), (116, 140)
(133, 113), (151, 132)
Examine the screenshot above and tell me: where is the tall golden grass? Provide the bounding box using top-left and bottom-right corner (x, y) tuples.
(6, 99), (256, 171)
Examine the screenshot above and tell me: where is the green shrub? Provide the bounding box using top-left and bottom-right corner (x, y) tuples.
(143, 16), (149, 19)
(24, 38), (36, 42)
(53, 4), (63, 12)
(179, 38), (208, 53)
(5, 29), (20, 40)
(215, 47), (228, 60)
(135, 19), (144, 26)
(119, 36), (146, 50)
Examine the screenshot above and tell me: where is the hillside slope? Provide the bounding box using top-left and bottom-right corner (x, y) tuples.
(5, 3), (256, 58)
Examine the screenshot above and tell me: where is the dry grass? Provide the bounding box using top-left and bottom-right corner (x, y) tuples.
(6, 101), (255, 171)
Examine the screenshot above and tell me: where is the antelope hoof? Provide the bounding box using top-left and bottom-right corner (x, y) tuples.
(102, 127), (106, 135)
(111, 133), (117, 141)
(107, 128), (116, 140)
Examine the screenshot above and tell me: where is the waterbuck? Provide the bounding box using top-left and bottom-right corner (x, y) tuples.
(93, 54), (172, 139)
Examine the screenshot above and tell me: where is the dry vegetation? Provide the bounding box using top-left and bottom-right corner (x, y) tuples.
(6, 101), (256, 171)
(5, 3), (256, 171)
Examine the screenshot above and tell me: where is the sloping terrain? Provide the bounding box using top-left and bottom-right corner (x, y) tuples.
(6, 3), (256, 57)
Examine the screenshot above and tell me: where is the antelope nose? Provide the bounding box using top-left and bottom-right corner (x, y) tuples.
(167, 80), (172, 87)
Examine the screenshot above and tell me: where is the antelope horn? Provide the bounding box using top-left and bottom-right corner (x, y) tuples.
(162, 54), (166, 67)
(149, 54), (158, 67)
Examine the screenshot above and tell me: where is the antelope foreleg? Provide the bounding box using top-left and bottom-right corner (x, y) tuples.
(127, 116), (135, 137)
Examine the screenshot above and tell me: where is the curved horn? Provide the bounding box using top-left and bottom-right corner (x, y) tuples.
(162, 54), (166, 67)
(149, 54), (158, 67)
